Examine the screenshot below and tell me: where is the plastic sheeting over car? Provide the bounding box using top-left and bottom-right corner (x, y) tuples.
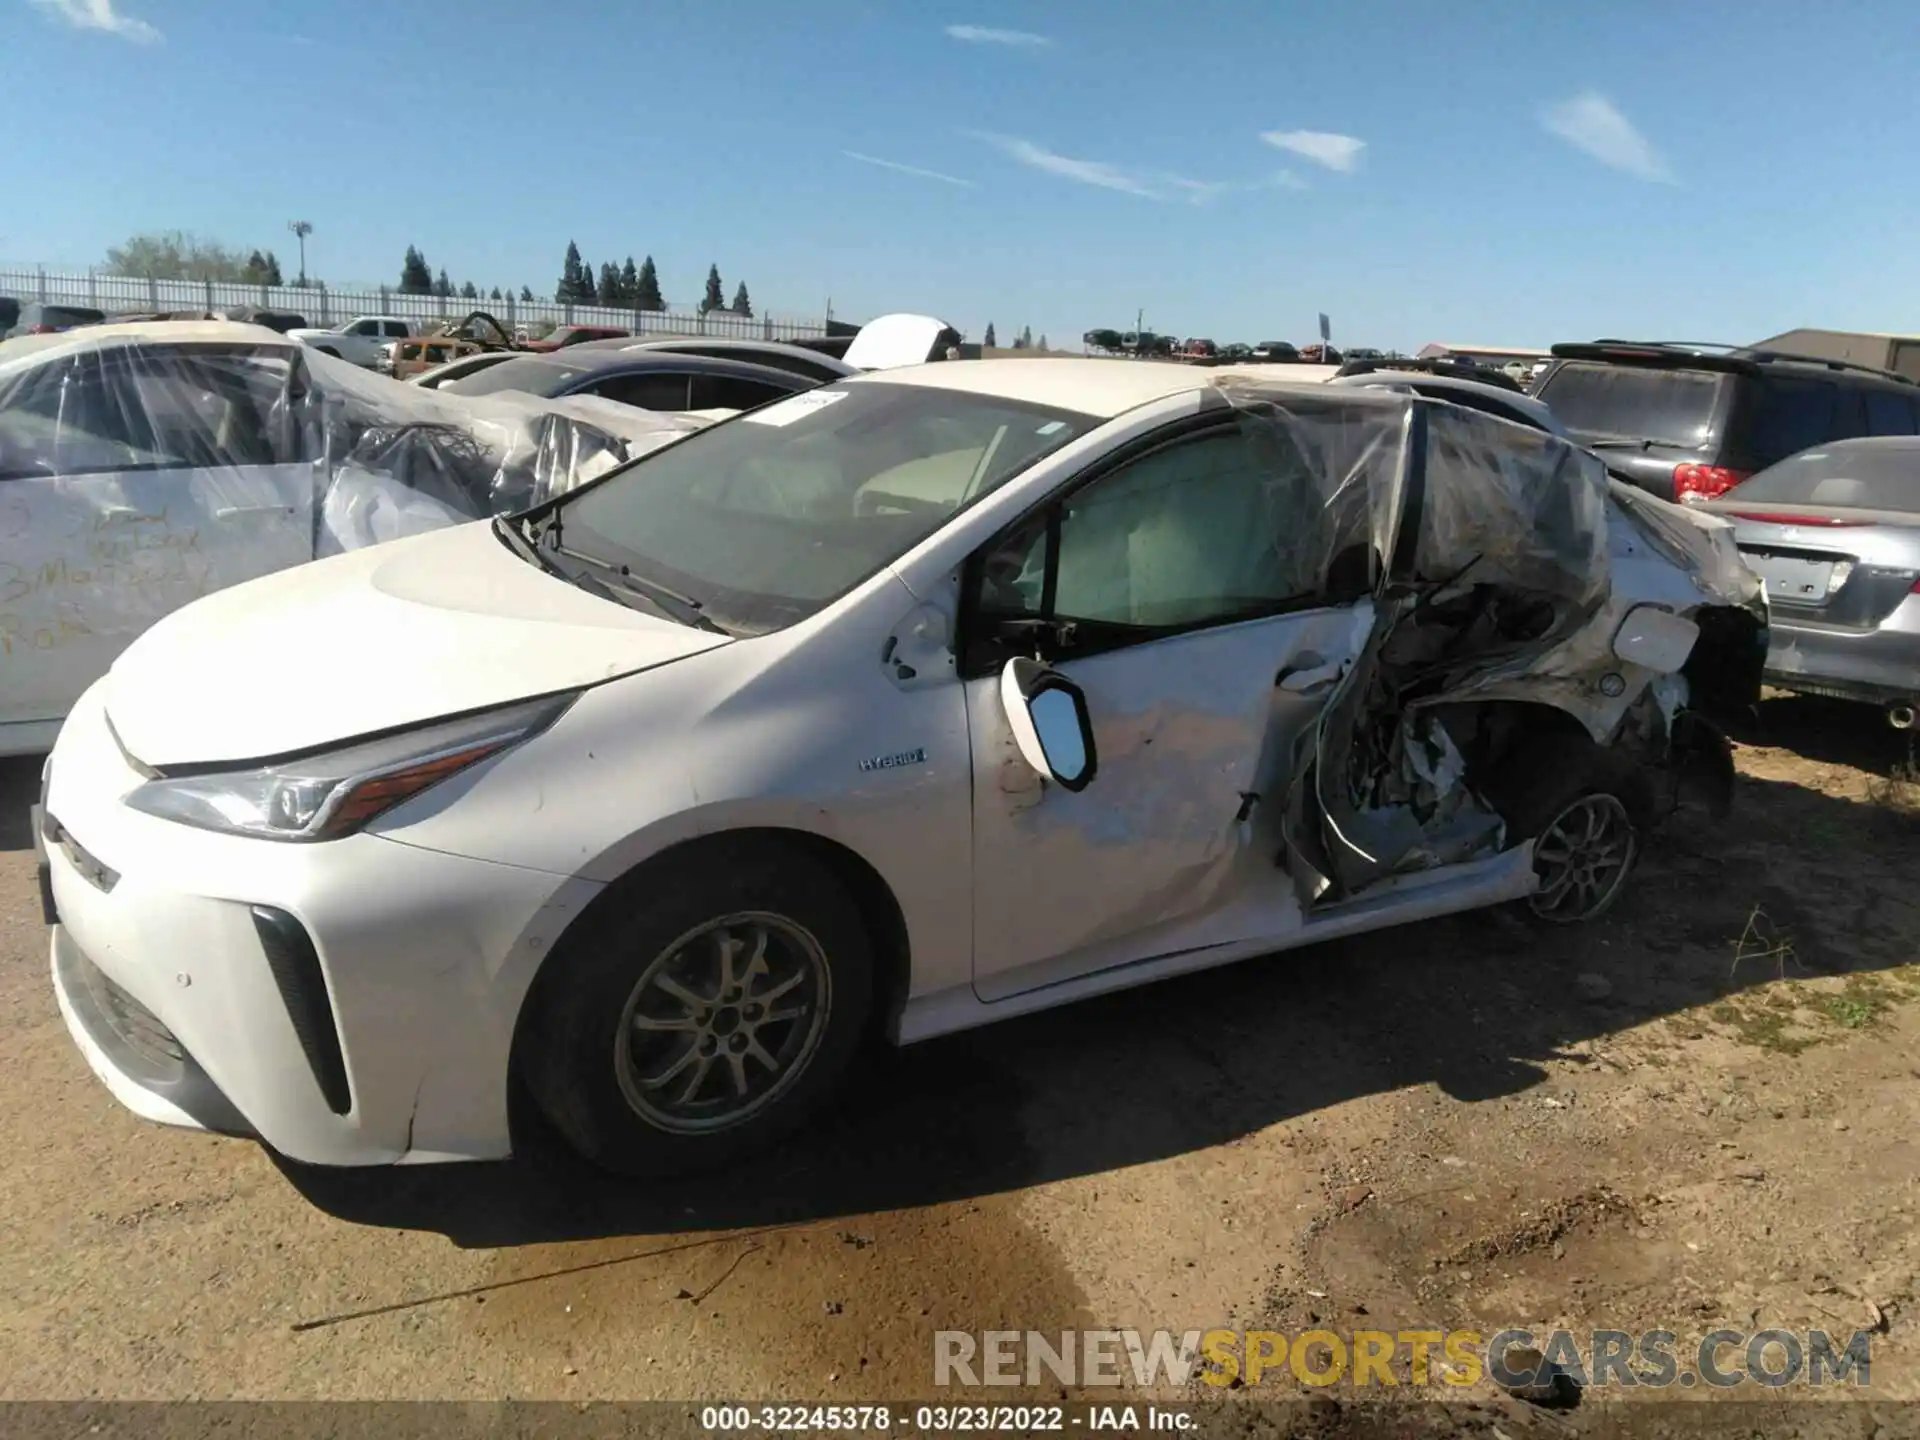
(1208, 375), (1613, 625)
(0, 323), (720, 555)
(0, 323), (723, 727)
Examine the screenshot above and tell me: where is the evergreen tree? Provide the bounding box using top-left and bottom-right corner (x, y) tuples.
(557, 240), (586, 303)
(519, 285), (535, 302)
(242, 250), (268, 282)
(1039, 333), (1049, 350)
(635, 256), (664, 311)
(264, 252), (285, 287)
(597, 261), (622, 306)
(700, 264), (725, 314)
(983, 322), (997, 347)
(1019, 325), (1033, 349)
(400, 246), (433, 295)
(730, 282), (752, 317)
(490, 286), (503, 301)
(433, 268), (453, 298)
(619, 256), (639, 305)
(460, 280), (479, 299)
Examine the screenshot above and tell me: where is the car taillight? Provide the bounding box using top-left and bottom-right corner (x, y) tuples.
(1673, 464), (1752, 504)
(26, 324), (56, 334)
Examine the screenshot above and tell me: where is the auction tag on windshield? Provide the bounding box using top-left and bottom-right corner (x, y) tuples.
(743, 390), (849, 427)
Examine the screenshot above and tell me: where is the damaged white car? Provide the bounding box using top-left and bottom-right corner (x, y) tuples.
(0, 321), (723, 756)
(37, 360), (1765, 1179)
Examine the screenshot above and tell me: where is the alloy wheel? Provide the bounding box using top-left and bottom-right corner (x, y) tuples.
(613, 911), (832, 1133)
(1528, 793), (1637, 924)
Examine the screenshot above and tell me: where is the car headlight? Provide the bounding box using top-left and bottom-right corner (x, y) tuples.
(124, 693), (575, 842)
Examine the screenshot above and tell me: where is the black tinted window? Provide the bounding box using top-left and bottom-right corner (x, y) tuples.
(1744, 377), (1838, 467)
(1728, 443), (1920, 512)
(589, 372), (693, 410)
(38, 306), (105, 328)
(440, 356), (579, 398)
(1535, 362), (1722, 447)
(1865, 389), (1919, 436)
(688, 375), (794, 411)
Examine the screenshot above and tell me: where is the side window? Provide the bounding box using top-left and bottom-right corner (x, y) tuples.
(1747, 378), (1837, 466)
(688, 374), (793, 411)
(384, 321), (410, 338)
(588, 372), (694, 410)
(972, 425), (1326, 658)
(346, 319), (378, 336)
(1830, 387), (1869, 440)
(1865, 389), (1919, 436)
(0, 352), (145, 478)
(115, 349), (281, 468)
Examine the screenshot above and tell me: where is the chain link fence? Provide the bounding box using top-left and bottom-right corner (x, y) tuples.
(0, 265), (830, 341)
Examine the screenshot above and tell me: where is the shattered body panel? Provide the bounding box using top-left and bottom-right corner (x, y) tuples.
(1196, 378), (1763, 904)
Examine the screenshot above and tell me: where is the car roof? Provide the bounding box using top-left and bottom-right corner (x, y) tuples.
(1327, 370), (1566, 433)
(848, 357), (1217, 416)
(0, 319), (294, 365)
(529, 349), (812, 381)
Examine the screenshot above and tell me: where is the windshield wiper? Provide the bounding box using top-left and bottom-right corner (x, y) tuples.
(556, 544), (731, 635)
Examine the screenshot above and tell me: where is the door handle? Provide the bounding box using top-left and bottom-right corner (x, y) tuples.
(1277, 662), (1342, 695)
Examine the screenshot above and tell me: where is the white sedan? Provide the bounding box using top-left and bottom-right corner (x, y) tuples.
(38, 359), (1766, 1177)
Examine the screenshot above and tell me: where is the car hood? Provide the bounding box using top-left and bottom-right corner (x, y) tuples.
(104, 520), (730, 768)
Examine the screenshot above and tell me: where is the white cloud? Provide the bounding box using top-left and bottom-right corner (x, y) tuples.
(970, 132), (1161, 198)
(30, 0), (160, 42)
(1257, 170), (1310, 192)
(1541, 91), (1675, 184)
(1260, 130), (1366, 173)
(944, 24), (1051, 47)
(842, 150), (977, 188)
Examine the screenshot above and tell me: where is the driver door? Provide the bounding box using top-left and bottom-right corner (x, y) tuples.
(964, 417), (1373, 1000)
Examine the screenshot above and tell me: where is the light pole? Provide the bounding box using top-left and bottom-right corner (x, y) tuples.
(287, 220), (313, 285)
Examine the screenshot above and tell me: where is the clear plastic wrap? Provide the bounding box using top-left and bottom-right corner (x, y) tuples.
(0, 322), (720, 683)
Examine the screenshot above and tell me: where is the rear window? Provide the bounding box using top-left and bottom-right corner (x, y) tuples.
(1865, 389), (1920, 436)
(1726, 443), (1920, 512)
(1535, 362), (1723, 448)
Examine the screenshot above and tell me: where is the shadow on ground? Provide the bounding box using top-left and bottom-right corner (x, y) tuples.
(282, 715), (1920, 1249)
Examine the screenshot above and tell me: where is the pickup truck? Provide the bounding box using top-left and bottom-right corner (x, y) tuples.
(286, 315), (414, 368)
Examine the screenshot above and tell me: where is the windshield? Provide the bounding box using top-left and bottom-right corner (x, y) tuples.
(546, 381), (1097, 634)
(440, 355), (582, 399)
(1726, 443), (1920, 512)
(1536, 361), (1724, 448)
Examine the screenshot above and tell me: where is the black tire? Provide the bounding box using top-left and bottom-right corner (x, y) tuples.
(1481, 734), (1651, 925)
(519, 838), (874, 1177)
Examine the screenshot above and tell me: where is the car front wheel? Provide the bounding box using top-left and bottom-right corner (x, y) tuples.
(519, 840), (874, 1176)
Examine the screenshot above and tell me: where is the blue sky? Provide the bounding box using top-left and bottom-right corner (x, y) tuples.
(5, 0), (1917, 351)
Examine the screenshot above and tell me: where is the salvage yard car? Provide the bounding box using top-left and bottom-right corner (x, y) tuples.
(1701, 435), (1920, 725)
(37, 360), (1765, 1180)
(0, 321), (722, 755)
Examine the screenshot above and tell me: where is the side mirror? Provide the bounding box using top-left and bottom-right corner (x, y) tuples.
(1000, 657), (1098, 792)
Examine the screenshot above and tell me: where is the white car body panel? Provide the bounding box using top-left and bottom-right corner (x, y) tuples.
(103, 519), (728, 766)
(38, 358), (1761, 1167)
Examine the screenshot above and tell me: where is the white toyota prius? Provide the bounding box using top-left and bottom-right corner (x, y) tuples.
(37, 359), (1766, 1177)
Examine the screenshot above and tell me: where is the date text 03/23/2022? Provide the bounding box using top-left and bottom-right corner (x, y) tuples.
(699, 1404), (1195, 1432)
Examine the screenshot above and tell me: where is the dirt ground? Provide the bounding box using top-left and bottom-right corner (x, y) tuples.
(1, 692), (1917, 1437)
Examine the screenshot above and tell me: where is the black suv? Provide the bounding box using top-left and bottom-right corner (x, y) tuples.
(1532, 340), (1920, 502)
(3, 301), (107, 340)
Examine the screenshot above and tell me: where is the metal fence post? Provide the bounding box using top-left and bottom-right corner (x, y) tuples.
(36, 266), (46, 301)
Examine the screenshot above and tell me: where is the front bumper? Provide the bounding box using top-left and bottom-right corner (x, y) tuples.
(43, 683), (604, 1166)
(1765, 602), (1920, 707)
